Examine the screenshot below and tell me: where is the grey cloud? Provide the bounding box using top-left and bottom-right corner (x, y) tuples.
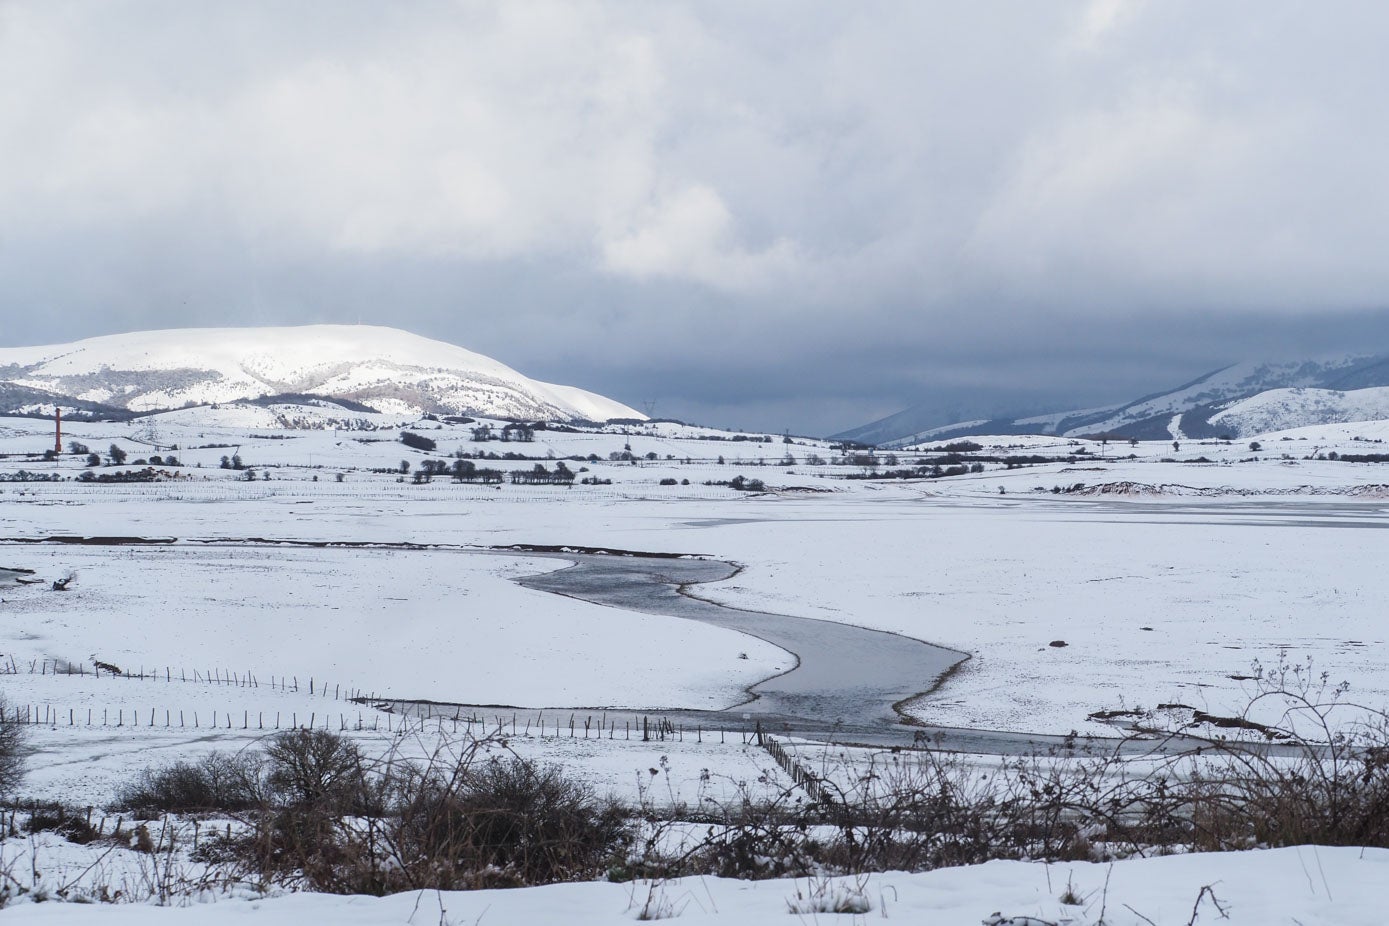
(2, 1), (1388, 435)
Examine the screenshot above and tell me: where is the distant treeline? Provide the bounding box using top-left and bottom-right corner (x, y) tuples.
(1325, 452), (1389, 463)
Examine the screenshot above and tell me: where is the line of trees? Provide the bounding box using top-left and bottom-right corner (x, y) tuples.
(509, 462), (574, 486)
(471, 423), (535, 442)
(450, 460), (503, 484)
(400, 458), (579, 485)
(400, 431), (437, 452)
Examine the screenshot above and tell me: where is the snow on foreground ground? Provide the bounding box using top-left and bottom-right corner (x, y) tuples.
(0, 847), (1384, 924)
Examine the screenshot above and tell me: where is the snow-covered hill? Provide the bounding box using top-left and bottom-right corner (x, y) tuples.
(839, 355), (1389, 446)
(0, 325), (643, 422)
(1066, 358), (1372, 438)
(1210, 386), (1389, 437)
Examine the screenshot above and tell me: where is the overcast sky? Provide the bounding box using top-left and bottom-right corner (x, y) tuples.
(2, 1), (1388, 434)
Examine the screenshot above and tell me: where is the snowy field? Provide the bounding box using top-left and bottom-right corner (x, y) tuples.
(2, 411), (1388, 741)
(5, 484), (1385, 738)
(0, 544), (786, 711)
(2, 409), (1388, 916)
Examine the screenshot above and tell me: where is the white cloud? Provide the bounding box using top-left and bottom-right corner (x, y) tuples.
(600, 184), (799, 290)
(1071, 0), (1144, 51)
(0, 1), (813, 286)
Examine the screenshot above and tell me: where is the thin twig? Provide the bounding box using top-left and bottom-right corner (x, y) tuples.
(1186, 884), (1230, 925)
(1123, 903), (1158, 926)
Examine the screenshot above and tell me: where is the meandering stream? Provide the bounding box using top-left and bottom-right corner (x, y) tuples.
(517, 554), (968, 729)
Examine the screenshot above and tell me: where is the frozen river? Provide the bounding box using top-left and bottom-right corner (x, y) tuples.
(518, 553), (968, 729)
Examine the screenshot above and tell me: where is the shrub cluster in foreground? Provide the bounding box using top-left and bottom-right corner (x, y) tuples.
(109, 729), (628, 893)
(9, 661), (1389, 897)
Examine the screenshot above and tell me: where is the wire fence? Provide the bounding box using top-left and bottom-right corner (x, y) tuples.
(3, 659), (760, 745)
(3, 656), (375, 703)
(4, 698), (758, 750)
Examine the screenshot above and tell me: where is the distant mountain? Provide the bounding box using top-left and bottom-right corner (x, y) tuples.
(1208, 386), (1389, 438)
(836, 355), (1389, 446)
(0, 381), (131, 420)
(833, 411), (1023, 449)
(0, 325), (644, 423)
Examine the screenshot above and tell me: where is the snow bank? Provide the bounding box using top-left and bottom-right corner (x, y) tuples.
(0, 846), (1383, 924)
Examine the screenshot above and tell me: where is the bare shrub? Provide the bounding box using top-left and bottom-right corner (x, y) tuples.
(1139, 655), (1389, 851)
(97, 658), (1389, 897)
(386, 755), (630, 889)
(676, 788), (823, 880)
(266, 745), (630, 894)
(241, 730), (381, 891)
(111, 730), (627, 895)
(111, 731), (376, 892)
(638, 659), (1389, 882)
(114, 751), (265, 815)
(22, 803), (101, 844)
(650, 750), (1130, 881)
(264, 728), (372, 815)
(0, 696), (23, 796)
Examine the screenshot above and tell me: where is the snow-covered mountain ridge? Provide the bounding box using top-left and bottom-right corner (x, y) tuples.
(1064, 358), (1379, 438)
(840, 354), (1389, 446)
(0, 325), (643, 422)
(1208, 386), (1389, 438)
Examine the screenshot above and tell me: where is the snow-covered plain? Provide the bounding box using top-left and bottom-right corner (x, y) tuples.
(2, 412), (1388, 738)
(0, 544), (786, 711)
(3, 408), (1389, 918)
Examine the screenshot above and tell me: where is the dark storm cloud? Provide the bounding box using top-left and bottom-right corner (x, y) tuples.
(2, 0), (1388, 435)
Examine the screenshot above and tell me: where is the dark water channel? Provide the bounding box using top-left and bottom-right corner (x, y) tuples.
(518, 554), (967, 731)
(507, 553), (1294, 755)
